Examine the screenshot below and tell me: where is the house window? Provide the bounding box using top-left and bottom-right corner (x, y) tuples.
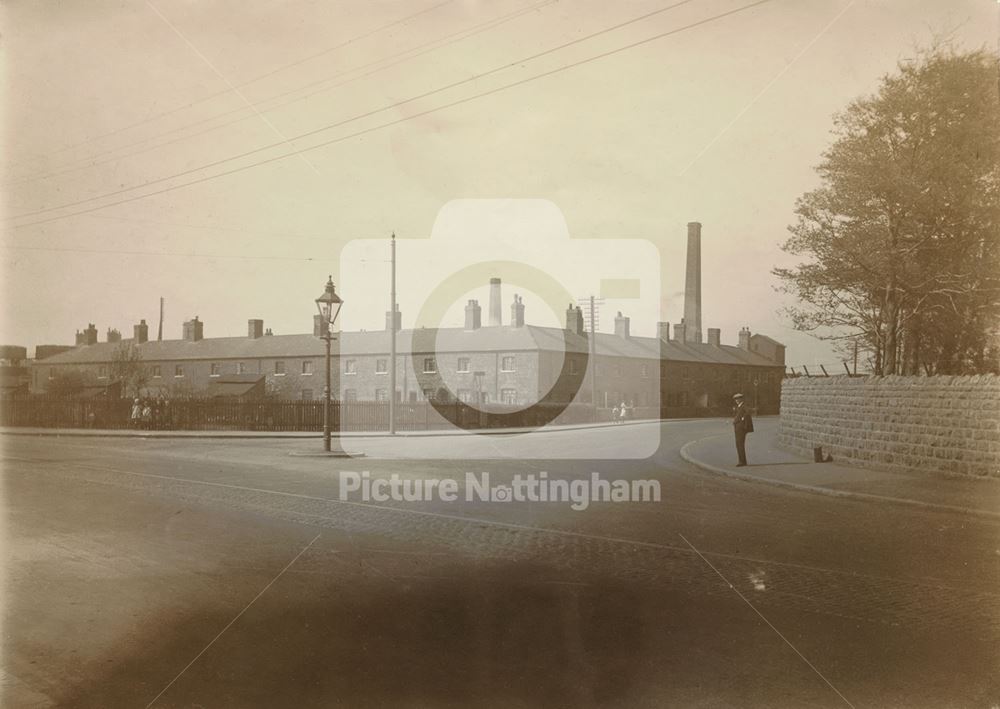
(422, 388), (435, 400)
(274, 361), (286, 375)
(301, 361), (313, 375)
(175, 365), (184, 378)
(376, 359), (388, 374)
(501, 388), (517, 405)
(210, 363), (221, 377)
(301, 389), (313, 400)
(151, 365), (161, 378)
(501, 356), (515, 372)
(344, 359), (356, 375)
(375, 388), (388, 402)
(98, 365), (107, 378)
(423, 357), (436, 373)
(640, 364), (649, 378)
(237, 362), (246, 374)
(457, 357), (470, 373)
(343, 389), (357, 402)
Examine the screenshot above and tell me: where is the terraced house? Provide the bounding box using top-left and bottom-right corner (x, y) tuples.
(32, 294), (785, 416)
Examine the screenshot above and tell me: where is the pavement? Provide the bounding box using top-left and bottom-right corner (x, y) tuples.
(680, 418), (1000, 519)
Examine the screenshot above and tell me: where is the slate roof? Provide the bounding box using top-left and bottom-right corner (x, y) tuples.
(39, 325), (782, 368)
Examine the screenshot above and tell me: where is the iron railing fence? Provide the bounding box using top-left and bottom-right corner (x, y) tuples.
(0, 396), (739, 432)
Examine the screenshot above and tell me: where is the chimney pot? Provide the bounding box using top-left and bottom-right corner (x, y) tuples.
(464, 299), (482, 330)
(738, 326), (752, 350)
(614, 311), (630, 339)
(510, 293), (525, 328)
(385, 306), (401, 332)
(565, 304), (585, 335)
(133, 320), (149, 344)
(183, 317), (204, 342)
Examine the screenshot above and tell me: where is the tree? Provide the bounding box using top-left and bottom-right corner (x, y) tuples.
(774, 46), (1000, 375)
(109, 342), (149, 398)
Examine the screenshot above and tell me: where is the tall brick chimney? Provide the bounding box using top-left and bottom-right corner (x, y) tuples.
(134, 319), (149, 344)
(182, 316), (204, 342)
(614, 311), (630, 339)
(707, 327), (721, 346)
(488, 278), (502, 327)
(566, 304), (584, 335)
(107, 328), (122, 343)
(248, 319), (264, 339)
(739, 326), (751, 350)
(657, 322), (670, 341)
(464, 299), (482, 331)
(510, 294), (525, 328)
(385, 306), (401, 332)
(683, 222), (702, 343)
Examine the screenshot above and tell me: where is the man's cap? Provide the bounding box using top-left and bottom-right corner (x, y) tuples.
(733, 393), (744, 400)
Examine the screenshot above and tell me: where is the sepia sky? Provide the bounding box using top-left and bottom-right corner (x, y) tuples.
(2, 0), (996, 370)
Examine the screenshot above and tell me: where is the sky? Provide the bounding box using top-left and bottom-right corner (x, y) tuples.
(2, 0), (996, 371)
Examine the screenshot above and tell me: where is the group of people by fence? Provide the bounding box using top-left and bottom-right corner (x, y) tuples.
(129, 396), (171, 430)
(611, 400), (634, 424)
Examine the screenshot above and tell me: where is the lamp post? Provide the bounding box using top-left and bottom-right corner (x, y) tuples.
(315, 276), (343, 452)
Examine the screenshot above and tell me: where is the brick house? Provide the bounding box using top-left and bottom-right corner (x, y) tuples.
(32, 301), (785, 415)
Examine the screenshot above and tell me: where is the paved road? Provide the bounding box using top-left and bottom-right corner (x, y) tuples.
(4, 420), (998, 707)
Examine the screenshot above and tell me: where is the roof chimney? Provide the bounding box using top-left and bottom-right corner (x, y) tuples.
(656, 322), (670, 341)
(107, 328), (122, 343)
(614, 311), (630, 339)
(464, 299), (482, 331)
(707, 328), (721, 346)
(182, 316), (204, 342)
(385, 306), (401, 332)
(684, 222), (702, 343)
(488, 278), (502, 327)
(313, 314), (327, 338)
(739, 326), (751, 350)
(673, 321), (686, 344)
(510, 294), (525, 328)
(77, 323), (98, 346)
(566, 303), (584, 335)
(134, 319), (149, 344)
(248, 319), (264, 339)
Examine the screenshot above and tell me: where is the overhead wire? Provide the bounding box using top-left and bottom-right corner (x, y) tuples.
(28, 0), (455, 164)
(8, 0), (557, 186)
(6, 0), (774, 230)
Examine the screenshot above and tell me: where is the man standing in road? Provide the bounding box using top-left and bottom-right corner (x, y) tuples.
(732, 393), (753, 466)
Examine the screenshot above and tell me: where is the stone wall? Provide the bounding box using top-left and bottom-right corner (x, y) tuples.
(778, 376), (1000, 478)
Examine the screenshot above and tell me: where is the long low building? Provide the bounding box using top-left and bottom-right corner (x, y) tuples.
(32, 299), (785, 415)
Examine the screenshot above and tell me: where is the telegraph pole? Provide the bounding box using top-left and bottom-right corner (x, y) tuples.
(389, 233), (397, 435)
(589, 295), (598, 420)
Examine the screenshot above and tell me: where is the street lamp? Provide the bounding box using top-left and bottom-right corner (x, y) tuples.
(315, 276), (343, 452)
